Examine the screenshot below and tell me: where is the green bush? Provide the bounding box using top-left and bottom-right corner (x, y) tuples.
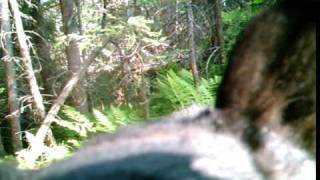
(149, 68), (221, 118)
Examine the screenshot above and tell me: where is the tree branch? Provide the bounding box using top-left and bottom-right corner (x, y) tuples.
(25, 38), (110, 167)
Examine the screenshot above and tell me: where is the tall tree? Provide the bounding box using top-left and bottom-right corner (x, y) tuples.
(0, 0), (6, 157)
(101, 0), (108, 28)
(1, 0), (23, 152)
(0, 133), (5, 156)
(211, 0), (225, 64)
(31, 0), (58, 97)
(8, 0), (46, 123)
(60, 0), (89, 113)
(187, 0), (200, 86)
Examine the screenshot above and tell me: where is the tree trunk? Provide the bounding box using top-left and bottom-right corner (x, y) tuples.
(8, 0), (58, 149)
(75, 0), (84, 36)
(101, 0), (108, 28)
(1, 0), (23, 152)
(60, 0), (89, 113)
(139, 77), (149, 119)
(212, 0), (225, 64)
(9, 0), (57, 147)
(187, 1), (200, 87)
(0, 1), (6, 156)
(174, 0), (181, 45)
(32, 0), (58, 98)
(25, 38), (109, 167)
(8, 0), (46, 124)
(1, 1), (8, 157)
(0, 133), (5, 156)
(0, 3), (6, 157)
(0, 124), (5, 156)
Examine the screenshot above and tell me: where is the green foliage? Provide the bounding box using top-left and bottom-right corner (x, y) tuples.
(105, 105), (142, 126)
(92, 108), (117, 133)
(222, 8), (254, 58)
(222, 1), (274, 58)
(207, 63), (227, 78)
(0, 64), (7, 121)
(0, 155), (16, 163)
(251, 0), (265, 5)
(150, 68), (221, 118)
(0, 88), (5, 94)
(89, 14), (172, 112)
(14, 104), (142, 169)
(53, 105), (94, 147)
(138, 0), (160, 7)
(250, 0), (275, 13)
(54, 105), (142, 146)
(91, 106), (142, 133)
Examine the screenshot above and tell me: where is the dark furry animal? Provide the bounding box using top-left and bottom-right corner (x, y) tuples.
(214, 1), (316, 177)
(216, 0), (316, 155)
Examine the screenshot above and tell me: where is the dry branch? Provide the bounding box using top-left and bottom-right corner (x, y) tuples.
(25, 38), (110, 167)
(9, 0), (46, 123)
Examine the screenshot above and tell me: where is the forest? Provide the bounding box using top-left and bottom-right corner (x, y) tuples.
(0, 0), (316, 178)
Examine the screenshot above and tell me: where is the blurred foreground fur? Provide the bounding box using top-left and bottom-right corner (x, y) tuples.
(0, 1), (315, 180)
(0, 105), (315, 180)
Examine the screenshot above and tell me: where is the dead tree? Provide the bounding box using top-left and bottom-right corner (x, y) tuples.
(187, 1), (200, 87)
(24, 38), (109, 167)
(8, 0), (46, 124)
(1, 0), (23, 152)
(9, 0), (57, 149)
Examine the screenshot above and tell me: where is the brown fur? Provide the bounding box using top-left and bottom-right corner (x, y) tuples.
(216, 2), (316, 154)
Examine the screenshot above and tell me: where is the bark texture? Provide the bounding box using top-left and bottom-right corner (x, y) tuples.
(32, 0), (58, 97)
(60, 0), (89, 113)
(0, 3), (5, 157)
(1, 0), (23, 152)
(212, 0), (225, 63)
(187, 1), (200, 87)
(9, 0), (46, 123)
